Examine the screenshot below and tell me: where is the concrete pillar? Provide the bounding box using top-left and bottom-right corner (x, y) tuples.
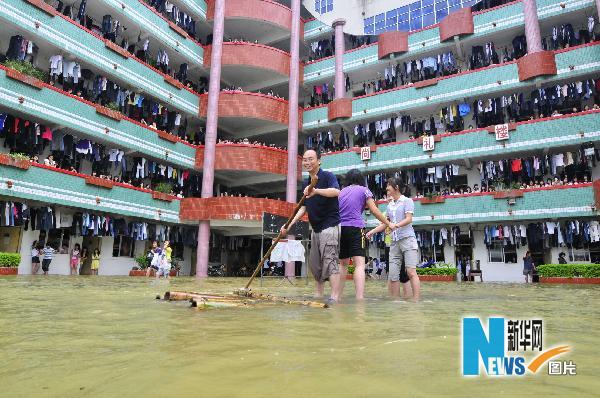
(522, 0), (543, 54)
(196, 0), (225, 277)
(333, 19), (346, 99)
(285, 0), (302, 279)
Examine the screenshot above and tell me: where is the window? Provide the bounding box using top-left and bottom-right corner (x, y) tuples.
(488, 240), (517, 263)
(409, 3), (422, 31)
(315, 0), (333, 15)
(449, 0), (462, 12)
(46, 228), (71, 253)
(61, 230), (71, 253)
(364, 16), (374, 35)
(488, 241), (504, 263)
(113, 235), (135, 257)
(436, 8), (448, 22)
(569, 247), (590, 262)
(386, 10), (398, 31)
(504, 244), (517, 263)
(422, 12), (435, 27)
(422, 0), (434, 15)
(420, 245), (445, 263)
(363, 0), (472, 34)
(397, 12), (409, 31)
(375, 13), (386, 34)
(171, 242), (184, 260)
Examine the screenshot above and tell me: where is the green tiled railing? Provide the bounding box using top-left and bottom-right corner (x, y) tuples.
(179, 0), (207, 20)
(303, 43), (600, 129)
(0, 164), (181, 223)
(303, 0), (595, 83)
(366, 186), (595, 226)
(320, 111), (600, 175)
(304, 19), (332, 41)
(103, 0), (203, 66)
(0, 70), (196, 168)
(1, 0), (199, 116)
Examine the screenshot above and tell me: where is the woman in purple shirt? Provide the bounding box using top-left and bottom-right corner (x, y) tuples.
(337, 169), (392, 300)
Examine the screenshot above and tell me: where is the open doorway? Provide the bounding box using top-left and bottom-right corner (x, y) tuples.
(454, 233), (473, 281)
(80, 236), (101, 275)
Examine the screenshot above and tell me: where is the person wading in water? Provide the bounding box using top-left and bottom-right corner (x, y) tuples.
(282, 149), (341, 303)
(367, 177), (421, 300)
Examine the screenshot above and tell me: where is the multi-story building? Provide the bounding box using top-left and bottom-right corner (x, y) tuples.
(0, 0), (599, 281)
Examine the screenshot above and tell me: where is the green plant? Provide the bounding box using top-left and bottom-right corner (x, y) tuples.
(9, 153), (30, 161)
(3, 59), (48, 81)
(0, 253), (21, 267)
(536, 264), (600, 278)
(155, 182), (172, 194)
(416, 267), (458, 276)
(105, 102), (120, 112)
(135, 255), (149, 269)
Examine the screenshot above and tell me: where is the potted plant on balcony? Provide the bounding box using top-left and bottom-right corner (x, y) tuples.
(420, 191), (445, 204)
(0, 252), (20, 275)
(2, 59), (48, 88)
(152, 183), (173, 202)
(95, 101), (123, 121)
(493, 182), (524, 199)
(0, 152), (31, 170)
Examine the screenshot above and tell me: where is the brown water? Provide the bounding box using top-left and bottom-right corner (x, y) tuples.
(0, 277), (598, 398)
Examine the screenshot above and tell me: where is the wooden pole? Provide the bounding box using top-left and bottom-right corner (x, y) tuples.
(242, 175), (318, 290)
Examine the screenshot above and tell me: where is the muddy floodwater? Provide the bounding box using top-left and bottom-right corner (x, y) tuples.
(0, 276), (598, 397)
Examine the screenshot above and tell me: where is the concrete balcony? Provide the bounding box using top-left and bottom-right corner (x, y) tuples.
(303, 43), (600, 131)
(199, 91), (302, 137)
(319, 110), (600, 175)
(180, 196), (296, 235)
(0, 67), (196, 169)
(303, 0), (594, 85)
(0, 163), (180, 223)
(2, 0), (200, 116)
(204, 42), (300, 90)
(366, 184), (596, 226)
(206, 0), (302, 44)
(196, 144), (302, 187)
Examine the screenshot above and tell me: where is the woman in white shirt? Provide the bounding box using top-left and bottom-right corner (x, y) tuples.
(31, 240), (40, 275)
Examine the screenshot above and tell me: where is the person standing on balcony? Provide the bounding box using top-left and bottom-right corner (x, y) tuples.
(367, 177), (421, 300)
(281, 149), (341, 303)
(337, 169), (393, 300)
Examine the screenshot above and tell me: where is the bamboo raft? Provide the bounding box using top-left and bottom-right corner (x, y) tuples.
(162, 290), (329, 309)
(160, 176), (328, 311)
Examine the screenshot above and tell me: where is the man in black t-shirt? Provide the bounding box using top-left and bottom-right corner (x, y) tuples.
(282, 149), (341, 302)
